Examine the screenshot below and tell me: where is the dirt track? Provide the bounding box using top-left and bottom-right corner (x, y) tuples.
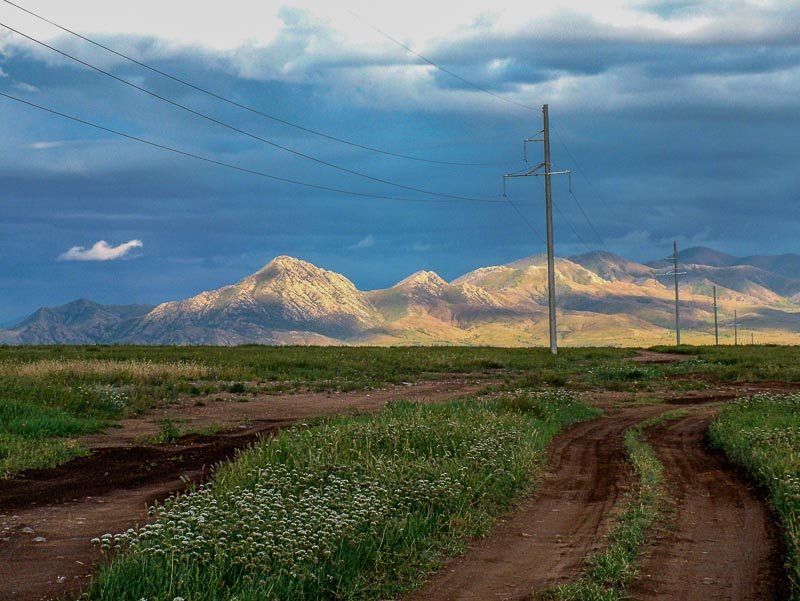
(631, 413), (786, 600)
(0, 378), (485, 601)
(408, 405), (666, 601)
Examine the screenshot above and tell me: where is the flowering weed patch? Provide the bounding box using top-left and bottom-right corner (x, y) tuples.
(710, 393), (800, 598)
(85, 391), (597, 601)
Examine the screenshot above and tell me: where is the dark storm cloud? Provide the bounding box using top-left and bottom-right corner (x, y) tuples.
(0, 1), (798, 320)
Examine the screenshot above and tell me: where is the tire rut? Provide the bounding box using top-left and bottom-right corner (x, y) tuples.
(631, 413), (786, 601)
(407, 406), (666, 601)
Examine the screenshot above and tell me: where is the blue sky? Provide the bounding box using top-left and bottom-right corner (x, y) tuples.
(1, 0), (799, 321)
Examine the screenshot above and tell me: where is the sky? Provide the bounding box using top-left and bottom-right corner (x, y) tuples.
(1, 0), (799, 321)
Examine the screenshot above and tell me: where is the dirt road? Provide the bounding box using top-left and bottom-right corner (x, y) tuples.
(631, 413), (786, 601)
(408, 405), (666, 601)
(408, 401), (786, 601)
(0, 378), (486, 601)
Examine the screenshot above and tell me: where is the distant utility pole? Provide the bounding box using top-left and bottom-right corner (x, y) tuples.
(751, 332), (754, 345)
(673, 241), (681, 345)
(503, 104), (570, 355)
(655, 242), (687, 347)
(734, 310), (738, 346)
(713, 285), (719, 345)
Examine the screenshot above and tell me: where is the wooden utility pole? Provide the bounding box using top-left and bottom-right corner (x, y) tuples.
(543, 104), (557, 355)
(713, 285), (719, 345)
(734, 310), (738, 346)
(673, 241), (681, 346)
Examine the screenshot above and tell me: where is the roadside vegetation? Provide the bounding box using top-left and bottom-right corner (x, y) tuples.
(84, 391), (598, 601)
(710, 393), (800, 599)
(543, 410), (685, 601)
(0, 346), (628, 477)
(653, 344), (800, 382)
(3, 344), (799, 477)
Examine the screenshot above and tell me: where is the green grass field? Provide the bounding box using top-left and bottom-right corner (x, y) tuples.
(0, 345), (629, 477)
(3, 344), (800, 477)
(2, 344), (800, 599)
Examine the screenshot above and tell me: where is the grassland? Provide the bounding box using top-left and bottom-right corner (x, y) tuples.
(3, 344), (800, 599)
(0, 345), (630, 477)
(710, 393), (800, 599)
(85, 391), (598, 601)
(4, 343), (800, 477)
(652, 344), (800, 382)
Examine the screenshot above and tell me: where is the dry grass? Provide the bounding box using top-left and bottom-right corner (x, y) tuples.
(1, 359), (213, 381)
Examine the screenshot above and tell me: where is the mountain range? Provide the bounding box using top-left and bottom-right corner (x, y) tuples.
(3, 247), (800, 346)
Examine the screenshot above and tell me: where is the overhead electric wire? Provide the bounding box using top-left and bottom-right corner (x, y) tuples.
(0, 90), (507, 205)
(553, 127), (622, 220)
(0, 0), (509, 168)
(503, 195), (546, 245)
(345, 8), (620, 254)
(553, 200), (592, 253)
(349, 10), (538, 113)
(532, 177), (592, 253)
(0, 21), (498, 203)
(567, 188), (609, 252)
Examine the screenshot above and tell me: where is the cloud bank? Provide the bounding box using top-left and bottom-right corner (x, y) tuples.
(58, 239), (143, 262)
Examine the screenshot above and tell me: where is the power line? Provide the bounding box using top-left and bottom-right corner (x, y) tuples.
(343, 8), (617, 251)
(533, 177), (592, 253)
(0, 0), (512, 168)
(503, 195), (546, 245)
(0, 90), (507, 205)
(567, 188), (610, 252)
(552, 127), (621, 222)
(553, 197), (592, 253)
(349, 10), (538, 113)
(0, 21), (497, 203)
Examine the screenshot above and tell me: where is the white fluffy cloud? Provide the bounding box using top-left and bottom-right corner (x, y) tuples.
(58, 239), (143, 261)
(349, 234), (376, 250)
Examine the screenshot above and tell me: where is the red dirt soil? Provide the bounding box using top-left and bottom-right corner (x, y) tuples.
(408, 402), (787, 601)
(407, 405), (667, 601)
(0, 378), (486, 601)
(631, 413), (786, 601)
